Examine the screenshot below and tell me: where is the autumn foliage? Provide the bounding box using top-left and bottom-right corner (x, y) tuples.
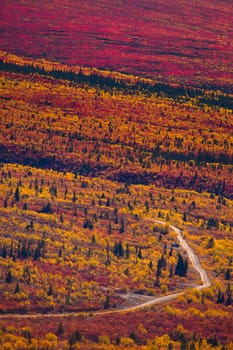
(1, 0), (233, 89)
(0, 51), (232, 349)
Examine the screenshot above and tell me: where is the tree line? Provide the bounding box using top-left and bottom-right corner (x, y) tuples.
(1, 59), (232, 109)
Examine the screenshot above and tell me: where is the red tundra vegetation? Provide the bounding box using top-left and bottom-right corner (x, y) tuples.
(1, 0), (233, 89)
(0, 51), (232, 349)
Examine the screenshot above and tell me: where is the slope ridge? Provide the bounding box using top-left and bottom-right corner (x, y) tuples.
(1, 0), (233, 88)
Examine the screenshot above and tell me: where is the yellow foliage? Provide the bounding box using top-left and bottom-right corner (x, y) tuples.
(164, 305), (184, 316)
(45, 333), (58, 342)
(98, 335), (111, 344)
(120, 337), (135, 347)
(153, 334), (171, 347)
(137, 323), (148, 335)
(187, 307), (203, 317)
(205, 308), (229, 318)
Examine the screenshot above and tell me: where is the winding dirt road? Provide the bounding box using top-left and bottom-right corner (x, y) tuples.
(0, 220), (211, 318)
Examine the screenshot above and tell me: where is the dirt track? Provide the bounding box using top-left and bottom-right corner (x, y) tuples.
(0, 220), (211, 319)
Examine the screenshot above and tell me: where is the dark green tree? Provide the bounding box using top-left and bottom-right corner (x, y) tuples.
(41, 202), (53, 214)
(14, 282), (20, 293)
(72, 191), (77, 203)
(137, 247), (143, 259)
(57, 322), (64, 336)
(225, 284), (232, 306)
(69, 330), (82, 346)
(119, 218), (125, 233)
(175, 254), (188, 277)
(225, 268), (231, 280)
(108, 223), (112, 234)
(6, 270), (13, 283)
(1, 245), (7, 258)
(104, 294), (110, 309)
(14, 186), (20, 202)
(125, 243), (130, 259)
(47, 284), (53, 296)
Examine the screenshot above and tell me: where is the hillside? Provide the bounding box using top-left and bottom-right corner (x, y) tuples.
(1, 1), (233, 347)
(0, 54), (233, 349)
(1, 0), (233, 89)
(0, 53), (233, 198)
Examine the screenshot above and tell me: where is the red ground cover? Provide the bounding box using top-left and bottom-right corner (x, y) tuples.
(1, 0), (233, 88)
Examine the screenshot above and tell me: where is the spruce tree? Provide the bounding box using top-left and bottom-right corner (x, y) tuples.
(14, 186), (20, 202)
(57, 322), (64, 336)
(14, 282), (20, 293)
(6, 270), (13, 283)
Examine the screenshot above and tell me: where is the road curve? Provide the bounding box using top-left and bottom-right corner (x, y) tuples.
(0, 220), (211, 319)
(169, 223), (211, 290)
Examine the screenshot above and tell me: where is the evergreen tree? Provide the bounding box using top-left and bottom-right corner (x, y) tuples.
(57, 322), (64, 336)
(108, 223), (112, 234)
(217, 289), (225, 304)
(175, 254), (188, 277)
(69, 330), (82, 345)
(137, 247), (143, 259)
(9, 240), (13, 258)
(129, 332), (140, 344)
(104, 294), (110, 309)
(14, 186), (20, 202)
(41, 202), (53, 214)
(58, 248), (62, 257)
(201, 292), (205, 305)
(163, 242), (167, 255)
(47, 284), (53, 296)
(180, 336), (188, 350)
(1, 245), (7, 258)
(169, 264), (174, 278)
(225, 268), (231, 280)
(190, 342), (196, 350)
(119, 218), (125, 233)
(3, 198), (8, 208)
(113, 241), (124, 258)
(72, 191), (77, 203)
(156, 259), (162, 279)
(125, 243), (130, 259)
(14, 282), (20, 293)
(225, 284), (232, 306)
(6, 270), (13, 283)
(145, 200), (149, 211)
(60, 213), (64, 223)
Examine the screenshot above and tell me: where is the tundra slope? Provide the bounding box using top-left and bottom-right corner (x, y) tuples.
(0, 220), (211, 318)
(1, 0), (233, 88)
